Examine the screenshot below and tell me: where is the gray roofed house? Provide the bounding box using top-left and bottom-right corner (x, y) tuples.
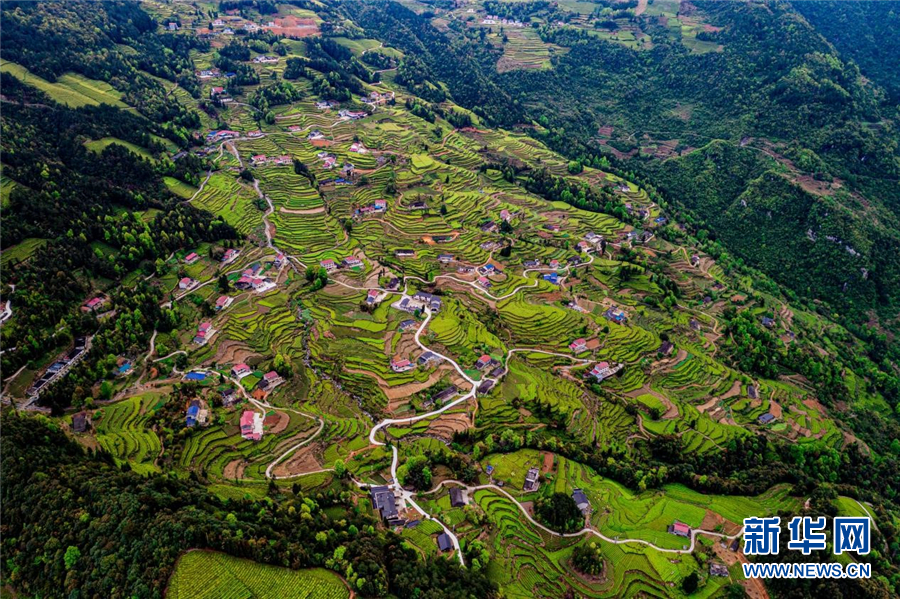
(437, 532), (452, 552)
(758, 413), (775, 425)
(572, 489), (590, 514)
(370, 485), (402, 524)
(72, 411), (91, 433)
(523, 467), (540, 492)
(477, 380), (495, 395)
(709, 563), (729, 577)
(449, 487), (467, 507)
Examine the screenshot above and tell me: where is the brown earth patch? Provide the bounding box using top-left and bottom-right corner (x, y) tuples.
(265, 411), (290, 434)
(212, 339), (257, 366)
(271, 444), (322, 478)
(223, 459), (246, 480)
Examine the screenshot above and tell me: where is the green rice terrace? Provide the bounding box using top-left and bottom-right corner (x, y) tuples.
(2, 1), (898, 599)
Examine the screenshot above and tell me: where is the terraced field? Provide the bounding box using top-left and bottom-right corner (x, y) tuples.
(94, 393), (165, 474)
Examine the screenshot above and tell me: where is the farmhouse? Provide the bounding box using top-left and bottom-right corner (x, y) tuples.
(222, 248), (239, 263)
(668, 521), (691, 538)
(477, 276), (491, 289)
(761, 316), (775, 328)
(338, 109), (367, 120)
(428, 386), (457, 409)
(549, 259), (560, 270)
(252, 55), (278, 64)
(232, 363), (252, 379)
(240, 410), (264, 441)
(543, 273), (558, 285)
(72, 411), (91, 433)
(417, 351), (441, 366)
(691, 255), (701, 267)
(568, 256), (583, 266)
(544, 223), (560, 232)
(438, 254), (454, 264)
(758, 413), (776, 425)
(436, 533), (453, 553)
(82, 296), (107, 312)
(399, 319), (417, 332)
(373, 200), (387, 212)
(710, 563), (729, 577)
(572, 489), (590, 515)
(588, 361), (620, 382)
(248, 130), (263, 138)
(475, 355), (495, 370)
(349, 142), (367, 153)
(366, 289), (380, 305)
(477, 380), (495, 395)
(604, 306), (627, 323)
(370, 485), (402, 525)
(262, 371), (283, 388)
(395, 249), (416, 258)
(523, 259), (540, 268)
(480, 221), (498, 233)
(179, 277), (196, 290)
(569, 338), (588, 353)
(523, 468), (540, 492)
(209, 86), (225, 99)
(342, 256), (363, 269)
(499, 209), (511, 222)
(449, 487), (467, 507)
(320, 259), (337, 271)
(658, 341), (674, 356)
(251, 154), (267, 165)
(748, 385), (758, 399)
(391, 357), (415, 373)
(308, 130), (325, 140)
(183, 252), (200, 265)
(186, 401), (200, 428)
(411, 291), (442, 312)
(221, 388), (238, 407)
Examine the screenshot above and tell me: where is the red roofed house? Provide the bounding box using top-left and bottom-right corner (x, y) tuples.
(320, 259), (337, 271)
(373, 200), (386, 212)
(391, 357), (415, 373)
(179, 277), (196, 290)
(248, 130), (263, 138)
(477, 276), (491, 289)
(669, 521), (691, 538)
(210, 87), (225, 98)
(82, 297), (107, 312)
(343, 256), (363, 269)
(222, 248), (239, 263)
(569, 338), (587, 353)
(184, 252), (200, 265)
(232, 363), (252, 379)
(589, 362), (614, 381)
(500, 209), (511, 222)
(273, 155), (291, 166)
(549, 259), (560, 270)
(240, 410), (264, 441)
(216, 295), (233, 310)
(262, 371), (283, 387)
(475, 355), (493, 370)
(251, 154), (267, 165)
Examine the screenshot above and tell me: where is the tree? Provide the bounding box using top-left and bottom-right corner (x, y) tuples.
(63, 545), (81, 570)
(682, 571), (699, 594)
(217, 274), (230, 292)
(534, 493), (583, 533)
(398, 455), (432, 490)
(572, 541), (603, 576)
(334, 459), (347, 478)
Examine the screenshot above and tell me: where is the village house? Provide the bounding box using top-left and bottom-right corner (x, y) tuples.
(261, 370), (283, 389)
(349, 142), (367, 153)
(761, 316), (775, 328)
(183, 252), (200, 265)
(247, 130), (263, 138)
(544, 223), (560, 232)
(549, 259), (560, 270)
(167, 22), (179, 30)
(179, 277), (196, 290)
(523, 468), (540, 492)
(251, 154), (267, 166)
(710, 563), (729, 577)
(338, 109), (367, 120)
(399, 319), (417, 332)
(391, 357), (415, 373)
(370, 485), (402, 525)
(343, 256), (363, 269)
(240, 410), (264, 441)
(252, 55), (279, 64)
(222, 248), (239, 263)
(216, 295), (233, 311)
(197, 69), (221, 79)
(221, 388), (239, 407)
(457, 265), (475, 274)
(209, 86), (225, 99)
(604, 306), (627, 324)
(315, 101), (331, 110)
(543, 273), (558, 285)
(588, 361), (617, 382)
(429, 385), (458, 407)
(408, 200), (427, 211)
(412, 291), (442, 312)
(273, 155), (291, 166)
(395, 249), (416, 258)
(82, 296), (107, 313)
(499, 209), (511, 222)
(475, 355), (495, 370)
(480, 221), (498, 233)
(568, 256), (583, 266)
(691, 254), (701, 267)
(477, 276), (491, 289)
(193, 322), (213, 345)
(436, 533), (453, 553)
(72, 411), (91, 433)
(417, 351), (441, 366)
(523, 259), (540, 268)
(186, 401), (201, 428)
(477, 380), (495, 395)
(438, 254), (454, 264)
(373, 200), (387, 212)
(572, 489), (590, 515)
(386, 277), (400, 291)
(449, 487), (467, 508)
(231, 363), (252, 379)
(758, 413), (775, 425)
(320, 258), (337, 271)
(668, 521), (691, 538)
(366, 289), (380, 305)
(569, 338), (588, 353)
(748, 385), (758, 399)
(658, 341), (674, 356)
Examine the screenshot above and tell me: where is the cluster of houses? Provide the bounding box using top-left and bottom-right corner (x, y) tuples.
(338, 109), (367, 120)
(568, 337), (600, 354)
(370, 485), (404, 526)
(319, 255), (364, 272)
(316, 151), (338, 169)
(251, 55), (279, 64)
(604, 306), (627, 324)
(626, 229), (654, 244)
(349, 141), (368, 153)
(231, 363), (284, 396)
(315, 100), (339, 110)
(395, 291), (442, 314)
(235, 263), (275, 293)
(391, 351), (443, 373)
(251, 154), (292, 167)
(28, 337), (88, 397)
(192, 322), (215, 345)
(354, 199), (387, 218)
(361, 90), (394, 105)
(481, 15), (525, 27)
(205, 130), (239, 144)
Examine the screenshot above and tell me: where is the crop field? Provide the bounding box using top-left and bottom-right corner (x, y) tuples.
(85, 137), (155, 160)
(1, 237), (47, 267)
(94, 393), (166, 474)
(1, 61), (128, 108)
(191, 173), (265, 235)
(167, 551), (349, 599)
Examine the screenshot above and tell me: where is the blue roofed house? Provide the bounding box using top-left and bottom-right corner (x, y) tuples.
(758, 413), (776, 425)
(186, 402), (200, 427)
